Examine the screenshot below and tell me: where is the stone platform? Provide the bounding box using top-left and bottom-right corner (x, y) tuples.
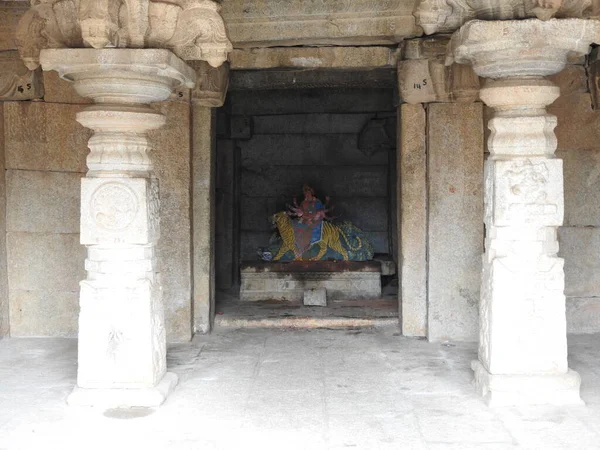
(240, 261), (382, 302)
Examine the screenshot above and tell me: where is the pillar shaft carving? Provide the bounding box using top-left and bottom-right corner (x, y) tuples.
(449, 18), (600, 406)
(41, 48), (195, 407)
(16, 0), (232, 71)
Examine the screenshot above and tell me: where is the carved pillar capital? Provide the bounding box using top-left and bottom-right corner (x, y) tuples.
(447, 18), (600, 407)
(16, 0), (232, 71)
(416, 0), (598, 35)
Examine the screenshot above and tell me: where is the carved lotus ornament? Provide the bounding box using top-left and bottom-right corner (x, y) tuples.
(16, 0), (233, 71)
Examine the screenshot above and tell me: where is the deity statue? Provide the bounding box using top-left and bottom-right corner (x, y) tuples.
(258, 185), (374, 262)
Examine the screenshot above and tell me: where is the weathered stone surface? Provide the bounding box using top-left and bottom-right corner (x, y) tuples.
(566, 297), (600, 334)
(548, 64), (588, 95)
(229, 69), (397, 91)
(0, 50), (43, 100)
(9, 290), (78, 337)
(253, 113), (375, 135)
(230, 47), (397, 70)
(6, 170), (82, 234)
(239, 134), (389, 167)
(215, 139), (236, 290)
(427, 102), (483, 342)
(0, 3), (27, 51)
(150, 101), (193, 342)
(6, 232), (85, 293)
(3, 102), (89, 172)
(304, 288), (327, 307)
(559, 227), (600, 298)
(221, 0), (419, 47)
(42, 70), (91, 104)
(0, 105), (7, 338)
(230, 89), (395, 115)
(398, 59), (438, 104)
(192, 105), (215, 334)
(399, 104), (427, 337)
(550, 92), (599, 152)
(559, 149), (600, 226)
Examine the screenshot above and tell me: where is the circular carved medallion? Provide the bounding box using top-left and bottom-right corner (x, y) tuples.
(90, 182), (138, 231)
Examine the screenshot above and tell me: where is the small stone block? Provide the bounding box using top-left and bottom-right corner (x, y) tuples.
(304, 288), (327, 307)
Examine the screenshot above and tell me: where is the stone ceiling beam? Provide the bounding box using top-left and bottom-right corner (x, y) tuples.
(448, 18), (600, 407)
(220, 0), (421, 47)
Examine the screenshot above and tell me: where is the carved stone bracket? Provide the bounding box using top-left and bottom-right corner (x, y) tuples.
(448, 18), (600, 407)
(16, 0), (232, 71)
(191, 61), (229, 107)
(416, 0), (600, 35)
(398, 37), (480, 104)
(0, 50), (43, 100)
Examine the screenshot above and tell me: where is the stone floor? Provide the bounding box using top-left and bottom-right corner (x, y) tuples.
(1, 328), (599, 450)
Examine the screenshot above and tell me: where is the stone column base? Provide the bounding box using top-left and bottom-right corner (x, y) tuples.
(472, 361), (583, 407)
(67, 372), (178, 408)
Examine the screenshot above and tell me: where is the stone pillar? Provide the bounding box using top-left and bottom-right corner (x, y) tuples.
(448, 18), (600, 406)
(191, 61), (228, 334)
(40, 48), (195, 408)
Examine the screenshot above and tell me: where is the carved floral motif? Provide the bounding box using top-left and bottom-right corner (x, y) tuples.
(16, 0), (232, 71)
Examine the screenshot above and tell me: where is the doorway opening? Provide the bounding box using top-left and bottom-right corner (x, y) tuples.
(213, 70), (399, 327)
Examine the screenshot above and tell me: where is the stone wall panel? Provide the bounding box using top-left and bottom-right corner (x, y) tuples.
(149, 100), (193, 342)
(4, 102), (89, 172)
(427, 103), (484, 341)
(566, 297), (600, 334)
(9, 290), (78, 337)
(0, 3), (27, 52)
(6, 170), (82, 233)
(230, 89), (395, 115)
(559, 227), (600, 298)
(252, 113), (375, 135)
(240, 134), (389, 167)
(6, 232), (85, 293)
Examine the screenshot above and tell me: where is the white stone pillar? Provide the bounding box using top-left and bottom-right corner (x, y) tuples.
(448, 19), (600, 406)
(40, 49), (195, 408)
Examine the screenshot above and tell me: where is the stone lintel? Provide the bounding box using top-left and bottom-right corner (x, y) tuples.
(230, 69), (397, 91)
(221, 1), (420, 47)
(230, 47), (398, 70)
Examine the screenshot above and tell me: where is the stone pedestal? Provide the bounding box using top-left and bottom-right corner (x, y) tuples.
(449, 19), (600, 406)
(40, 49), (195, 407)
(240, 261), (382, 302)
